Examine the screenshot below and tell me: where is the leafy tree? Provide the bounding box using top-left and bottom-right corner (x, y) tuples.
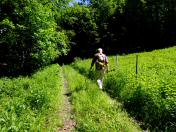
(0, 0), (69, 75)
(57, 5), (98, 62)
(90, 0), (117, 23)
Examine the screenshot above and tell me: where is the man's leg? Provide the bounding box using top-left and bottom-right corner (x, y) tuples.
(96, 69), (105, 89)
(97, 79), (103, 89)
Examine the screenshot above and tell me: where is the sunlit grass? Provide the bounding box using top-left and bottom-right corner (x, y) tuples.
(64, 65), (141, 131)
(70, 46), (176, 131)
(0, 64), (64, 131)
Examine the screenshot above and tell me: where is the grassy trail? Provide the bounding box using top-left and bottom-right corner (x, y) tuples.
(70, 47), (176, 131)
(63, 65), (142, 131)
(58, 66), (76, 131)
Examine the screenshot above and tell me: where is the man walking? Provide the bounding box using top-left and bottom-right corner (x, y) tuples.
(90, 48), (109, 89)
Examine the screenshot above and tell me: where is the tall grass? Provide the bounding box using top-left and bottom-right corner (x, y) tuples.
(64, 65), (141, 131)
(0, 64), (64, 131)
(70, 47), (176, 131)
(104, 47), (176, 131)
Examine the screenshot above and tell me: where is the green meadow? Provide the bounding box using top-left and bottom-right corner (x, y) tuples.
(71, 46), (176, 131)
(1, 47), (176, 131)
(64, 65), (141, 131)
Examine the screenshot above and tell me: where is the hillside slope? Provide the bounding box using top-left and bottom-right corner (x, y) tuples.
(71, 46), (176, 131)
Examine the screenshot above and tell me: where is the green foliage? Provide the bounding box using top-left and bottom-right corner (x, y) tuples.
(0, 64), (64, 131)
(58, 0), (176, 61)
(90, 0), (117, 22)
(57, 5), (98, 58)
(0, 0), (69, 75)
(64, 65), (141, 131)
(58, 5), (97, 32)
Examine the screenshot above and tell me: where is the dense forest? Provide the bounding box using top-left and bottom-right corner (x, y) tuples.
(1, 0), (176, 75)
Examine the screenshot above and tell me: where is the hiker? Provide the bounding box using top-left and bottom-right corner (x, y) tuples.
(90, 48), (109, 89)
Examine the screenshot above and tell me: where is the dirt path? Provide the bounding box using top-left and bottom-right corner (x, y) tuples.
(57, 67), (76, 132)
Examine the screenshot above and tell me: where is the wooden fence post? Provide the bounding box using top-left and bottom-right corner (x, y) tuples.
(116, 54), (118, 69)
(136, 54), (138, 79)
